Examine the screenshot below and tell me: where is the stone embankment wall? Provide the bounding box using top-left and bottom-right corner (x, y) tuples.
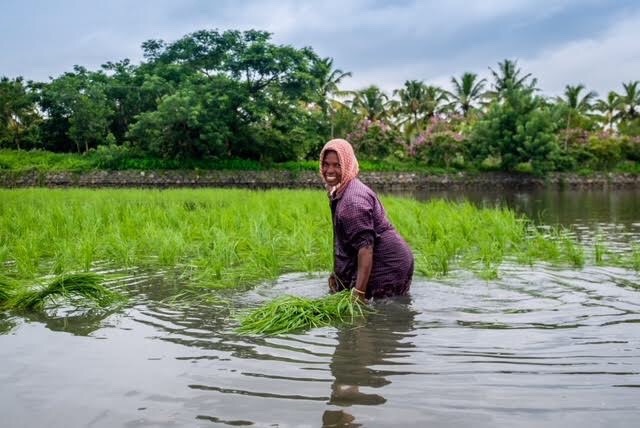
(1, 170), (640, 190)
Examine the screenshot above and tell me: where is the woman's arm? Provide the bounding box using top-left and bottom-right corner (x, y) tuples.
(354, 245), (373, 299)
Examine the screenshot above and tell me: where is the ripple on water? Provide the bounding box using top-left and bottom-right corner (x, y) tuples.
(1, 265), (639, 427)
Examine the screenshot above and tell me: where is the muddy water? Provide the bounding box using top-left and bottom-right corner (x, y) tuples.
(1, 189), (639, 427)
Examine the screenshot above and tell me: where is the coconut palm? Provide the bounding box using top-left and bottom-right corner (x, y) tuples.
(349, 85), (391, 122)
(594, 91), (622, 131)
(311, 57), (352, 137)
(619, 80), (640, 120)
(392, 80), (430, 135)
(488, 59), (537, 98)
(422, 85), (450, 119)
(557, 83), (598, 129)
(447, 72), (487, 116)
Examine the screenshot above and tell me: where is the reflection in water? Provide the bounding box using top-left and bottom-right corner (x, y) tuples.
(393, 187), (640, 226)
(324, 297), (417, 426)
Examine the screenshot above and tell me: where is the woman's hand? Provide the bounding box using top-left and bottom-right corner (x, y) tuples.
(351, 287), (367, 303)
(328, 273), (338, 293)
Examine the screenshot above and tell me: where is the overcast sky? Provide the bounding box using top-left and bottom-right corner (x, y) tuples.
(2, 0), (639, 98)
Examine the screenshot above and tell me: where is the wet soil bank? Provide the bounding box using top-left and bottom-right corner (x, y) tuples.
(1, 170), (639, 190)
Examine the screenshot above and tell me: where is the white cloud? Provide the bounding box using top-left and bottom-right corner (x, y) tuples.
(523, 11), (640, 97)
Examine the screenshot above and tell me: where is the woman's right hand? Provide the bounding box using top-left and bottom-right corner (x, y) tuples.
(328, 273), (337, 293)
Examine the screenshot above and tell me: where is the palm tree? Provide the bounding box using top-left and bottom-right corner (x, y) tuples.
(488, 59), (537, 98)
(311, 57), (352, 137)
(422, 85), (450, 119)
(447, 72), (487, 116)
(619, 80), (640, 120)
(349, 85), (390, 122)
(392, 80), (429, 136)
(558, 83), (597, 125)
(594, 91), (622, 131)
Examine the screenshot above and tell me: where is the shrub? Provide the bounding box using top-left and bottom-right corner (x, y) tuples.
(347, 120), (404, 160)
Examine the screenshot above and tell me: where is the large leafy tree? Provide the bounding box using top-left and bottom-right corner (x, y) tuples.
(0, 77), (40, 150)
(35, 66), (114, 153)
(128, 76), (236, 159)
(447, 72), (487, 116)
(469, 87), (560, 173)
(128, 29), (322, 160)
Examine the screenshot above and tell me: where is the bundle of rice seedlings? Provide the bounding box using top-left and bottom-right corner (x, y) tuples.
(237, 290), (373, 335)
(8, 272), (124, 311)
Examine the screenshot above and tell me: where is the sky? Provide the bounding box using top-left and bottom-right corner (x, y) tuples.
(1, 0), (639, 98)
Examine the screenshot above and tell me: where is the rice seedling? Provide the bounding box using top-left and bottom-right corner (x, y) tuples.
(237, 290), (373, 335)
(0, 274), (19, 305)
(7, 273), (125, 311)
(1, 188), (636, 294)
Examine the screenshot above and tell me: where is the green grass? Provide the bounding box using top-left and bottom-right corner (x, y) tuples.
(0, 149), (94, 172)
(237, 290), (372, 335)
(0, 149), (462, 174)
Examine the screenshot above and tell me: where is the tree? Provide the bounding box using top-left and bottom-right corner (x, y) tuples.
(392, 80), (429, 137)
(137, 29), (320, 159)
(619, 80), (640, 120)
(447, 72), (487, 116)
(127, 76), (237, 159)
(349, 85), (391, 122)
(310, 57), (351, 138)
(469, 87), (560, 174)
(594, 91), (622, 131)
(0, 77), (40, 150)
(488, 59), (538, 99)
(555, 84), (598, 148)
(36, 67), (114, 153)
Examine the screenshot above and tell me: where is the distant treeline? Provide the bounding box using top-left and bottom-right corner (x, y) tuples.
(1, 29), (639, 174)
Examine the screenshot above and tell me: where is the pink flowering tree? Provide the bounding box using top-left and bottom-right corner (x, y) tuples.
(346, 119), (404, 160)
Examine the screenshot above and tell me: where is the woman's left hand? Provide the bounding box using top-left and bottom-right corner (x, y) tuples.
(351, 288), (367, 303)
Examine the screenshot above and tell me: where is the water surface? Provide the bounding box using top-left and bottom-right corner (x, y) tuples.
(1, 188), (639, 427)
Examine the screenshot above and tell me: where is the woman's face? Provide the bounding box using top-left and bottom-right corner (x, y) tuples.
(322, 151), (342, 187)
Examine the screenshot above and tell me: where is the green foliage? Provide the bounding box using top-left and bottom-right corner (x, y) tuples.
(237, 290), (372, 335)
(586, 133), (622, 169)
(619, 117), (640, 137)
(469, 88), (560, 174)
(0, 77), (41, 150)
(0, 148), (93, 171)
(128, 77), (235, 159)
(346, 120), (403, 160)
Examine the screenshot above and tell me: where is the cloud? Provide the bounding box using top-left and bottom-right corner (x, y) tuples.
(523, 10), (640, 97)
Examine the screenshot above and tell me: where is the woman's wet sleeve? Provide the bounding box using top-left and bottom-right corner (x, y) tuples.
(339, 195), (376, 251)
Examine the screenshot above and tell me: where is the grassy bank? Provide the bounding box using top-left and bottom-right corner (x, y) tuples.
(1, 188), (638, 292)
(0, 149), (442, 173)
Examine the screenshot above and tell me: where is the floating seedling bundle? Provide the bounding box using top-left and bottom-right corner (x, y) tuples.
(5, 273), (123, 311)
(237, 290), (373, 335)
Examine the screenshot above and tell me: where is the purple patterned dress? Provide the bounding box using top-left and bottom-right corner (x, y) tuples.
(330, 178), (414, 299)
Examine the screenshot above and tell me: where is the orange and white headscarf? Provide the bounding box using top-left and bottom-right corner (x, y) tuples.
(319, 138), (360, 195)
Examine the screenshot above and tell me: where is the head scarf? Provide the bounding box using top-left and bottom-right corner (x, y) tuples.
(319, 138), (360, 194)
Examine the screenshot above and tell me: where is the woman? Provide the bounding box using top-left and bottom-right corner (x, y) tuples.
(319, 138), (414, 300)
